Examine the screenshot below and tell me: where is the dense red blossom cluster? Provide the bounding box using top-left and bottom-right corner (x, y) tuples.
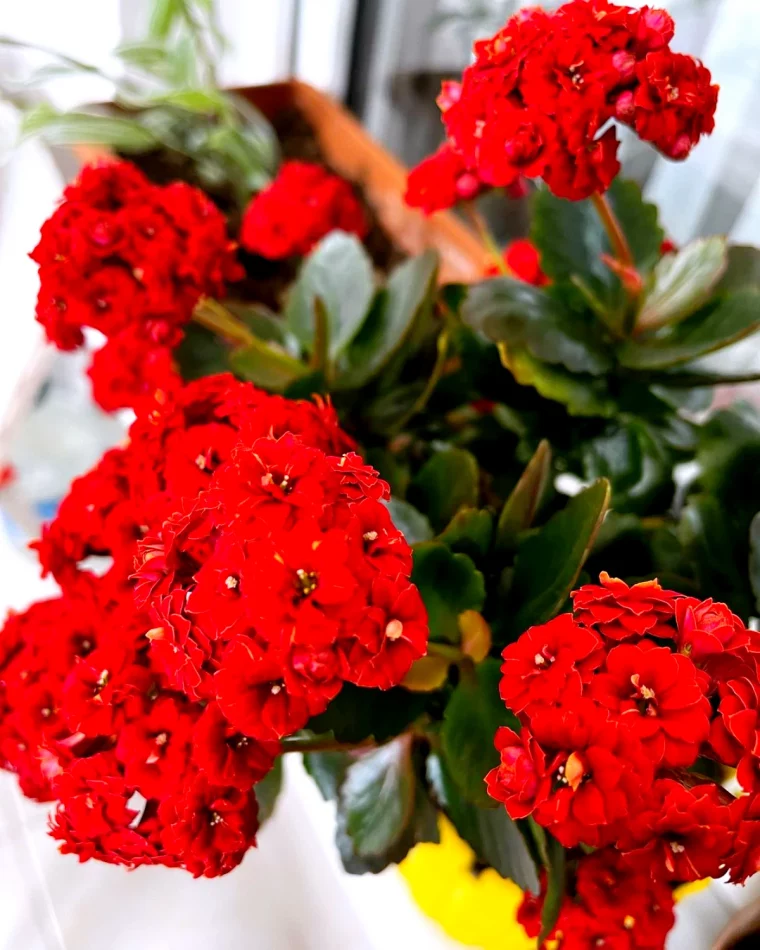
(487, 572), (760, 946)
(0, 375), (427, 876)
(519, 849), (675, 950)
(406, 0), (718, 208)
(32, 162), (243, 412)
(240, 160), (369, 259)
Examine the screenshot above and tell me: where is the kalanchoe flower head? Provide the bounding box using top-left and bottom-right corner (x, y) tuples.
(572, 572), (678, 642)
(240, 160), (368, 259)
(404, 142), (485, 214)
(3, 374), (427, 878)
(406, 0), (718, 203)
(31, 162), (242, 411)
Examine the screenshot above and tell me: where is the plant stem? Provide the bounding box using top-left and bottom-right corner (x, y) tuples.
(590, 192), (634, 269)
(464, 203), (509, 275)
(192, 297), (254, 346)
(390, 330), (451, 434)
(280, 735), (375, 754)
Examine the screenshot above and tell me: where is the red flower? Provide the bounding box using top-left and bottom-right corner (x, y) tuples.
(31, 161), (242, 411)
(408, 0), (717, 203)
(158, 773), (259, 878)
(337, 575), (428, 689)
(116, 696), (195, 799)
(589, 640), (710, 767)
(485, 725), (544, 819)
(240, 161), (368, 259)
(488, 701), (652, 847)
(192, 702), (279, 790)
(499, 239), (550, 285)
(675, 596), (750, 661)
(619, 778), (740, 882)
(499, 613), (603, 715)
(405, 143), (485, 214)
(710, 673), (760, 788)
(214, 638), (323, 741)
(572, 572), (677, 642)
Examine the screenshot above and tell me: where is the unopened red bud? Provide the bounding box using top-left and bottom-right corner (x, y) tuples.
(615, 90), (635, 121)
(612, 50), (636, 83)
(455, 172), (481, 201)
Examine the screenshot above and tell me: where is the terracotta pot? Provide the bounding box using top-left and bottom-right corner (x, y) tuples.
(74, 79), (489, 285)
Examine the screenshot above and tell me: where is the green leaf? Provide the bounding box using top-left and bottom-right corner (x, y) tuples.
(409, 448), (479, 531)
(539, 833), (567, 946)
(441, 659), (519, 808)
(20, 106), (158, 152)
(146, 89), (231, 116)
(581, 421), (672, 515)
(427, 753), (539, 893)
(412, 543), (486, 643)
(149, 0), (182, 38)
(255, 757), (283, 824)
(635, 237), (728, 332)
(229, 337), (309, 392)
(750, 512), (760, 614)
(341, 251), (439, 388)
(531, 178), (663, 310)
(175, 323), (230, 380)
(307, 684), (427, 745)
(438, 508), (493, 558)
(619, 289), (760, 369)
(285, 232), (375, 358)
(507, 479), (610, 635)
(114, 40), (173, 75)
(496, 440), (552, 553)
(500, 346), (617, 418)
(339, 737), (415, 859)
(717, 245), (760, 293)
(385, 499), (434, 545)
(303, 751), (351, 801)
(463, 277), (611, 374)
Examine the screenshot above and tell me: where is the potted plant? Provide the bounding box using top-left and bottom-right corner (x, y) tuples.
(2, 3), (760, 949)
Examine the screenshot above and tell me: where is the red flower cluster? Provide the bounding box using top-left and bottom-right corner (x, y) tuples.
(2, 375), (427, 876)
(407, 0), (718, 203)
(487, 573), (760, 898)
(240, 161), (369, 259)
(519, 848), (675, 949)
(32, 162), (243, 411)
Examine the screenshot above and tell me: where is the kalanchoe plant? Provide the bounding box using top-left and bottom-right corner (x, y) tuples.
(3, 2), (760, 949)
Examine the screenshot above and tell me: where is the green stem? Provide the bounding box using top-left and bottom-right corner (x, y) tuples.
(280, 734), (375, 754)
(192, 297), (254, 346)
(538, 833), (567, 948)
(464, 203), (509, 275)
(390, 329), (450, 434)
(590, 192), (634, 269)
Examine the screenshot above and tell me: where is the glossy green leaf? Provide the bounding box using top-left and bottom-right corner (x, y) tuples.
(255, 757), (283, 824)
(409, 448), (479, 531)
(508, 479), (610, 635)
(619, 289), (760, 369)
(229, 337), (309, 392)
(339, 737), (415, 859)
(412, 543), (486, 643)
(500, 346), (617, 418)
(496, 440), (552, 553)
(531, 178), (662, 310)
(307, 684), (427, 745)
(285, 232), (375, 358)
(427, 753), (539, 893)
(463, 277), (611, 374)
(635, 237), (727, 332)
(438, 508), (493, 558)
(441, 659), (520, 808)
(20, 106), (158, 152)
(341, 251), (439, 387)
(303, 751), (351, 801)
(385, 499), (434, 545)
